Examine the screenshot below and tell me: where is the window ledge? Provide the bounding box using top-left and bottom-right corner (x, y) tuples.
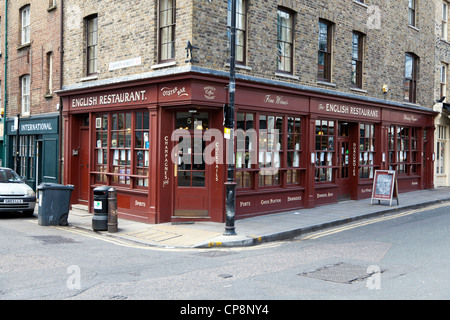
(44, 93), (54, 99)
(225, 62), (253, 71)
(408, 25), (420, 32)
(47, 5), (57, 12)
(80, 74), (98, 82)
(275, 72), (299, 80)
(350, 87), (367, 94)
(151, 61), (176, 70)
(403, 101), (421, 108)
(352, 0), (368, 9)
(17, 43), (31, 50)
(317, 81), (336, 87)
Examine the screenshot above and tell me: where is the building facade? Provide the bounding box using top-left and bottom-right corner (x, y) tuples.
(433, 0), (450, 187)
(1, 0), (62, 190)
(58, 0), (437, 224)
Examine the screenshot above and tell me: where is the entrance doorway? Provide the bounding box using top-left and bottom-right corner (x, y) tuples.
(173, 112), (209, 217)
(79, 128), (90, 203)
(337, 122), (353, 200)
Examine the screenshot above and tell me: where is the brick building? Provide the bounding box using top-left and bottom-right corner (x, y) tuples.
(433, 0), (450, 187)
(1, 0), (62, 189)
(57, 0), (438, 224)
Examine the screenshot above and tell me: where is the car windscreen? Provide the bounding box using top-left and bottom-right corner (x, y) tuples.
(0, 169), (24, 183)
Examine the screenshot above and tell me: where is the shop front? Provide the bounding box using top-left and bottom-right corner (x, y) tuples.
(59, 71), (436, 224)
(5, 114), (60, 190)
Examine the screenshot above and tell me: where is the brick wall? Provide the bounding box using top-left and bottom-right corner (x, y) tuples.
(6, 0), (61, 117)
(61, 0), (436, 109)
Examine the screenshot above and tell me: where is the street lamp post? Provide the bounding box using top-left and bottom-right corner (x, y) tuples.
(224, 0), (237, 236)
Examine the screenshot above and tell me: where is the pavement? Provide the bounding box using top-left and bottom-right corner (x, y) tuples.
(60, 187), (450, 249)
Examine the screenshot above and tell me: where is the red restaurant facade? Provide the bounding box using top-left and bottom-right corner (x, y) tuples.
(58, 69), (436, 224)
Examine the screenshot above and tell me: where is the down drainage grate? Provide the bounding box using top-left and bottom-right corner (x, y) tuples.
(31, 235), (79, 245)
(299, 262), (384, 284)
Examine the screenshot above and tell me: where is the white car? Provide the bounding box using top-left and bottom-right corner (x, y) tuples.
(0, 167), (36, 216)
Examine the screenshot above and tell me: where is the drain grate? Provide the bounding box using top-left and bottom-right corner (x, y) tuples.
(31, 235), (79, 245)
(299, 262), (383, 284)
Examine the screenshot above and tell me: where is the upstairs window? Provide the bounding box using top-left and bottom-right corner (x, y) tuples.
(159, 0), (176, 62)
(86, 15), (98, 76)
(227, 0), (247, 65)
(21, 75), (30, 116)
(21, 5), (30, 45)
(443, 2), (448, 40)
(318, 20), (333, 82)
(276, 8), (294, 74)
(404, 53), (419, 103)
(351, 32), (364, 88)
(408, 0), (416, 27)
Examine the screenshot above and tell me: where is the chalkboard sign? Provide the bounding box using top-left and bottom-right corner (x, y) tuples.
(371, 170), (399, 206)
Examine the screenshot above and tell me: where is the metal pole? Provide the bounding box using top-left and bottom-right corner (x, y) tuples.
(224, 0), (237, 236)
(108, 188), (118, 233)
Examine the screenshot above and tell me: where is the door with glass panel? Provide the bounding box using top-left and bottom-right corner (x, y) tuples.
(337, 122), (351, 200)
(173, 112), (209, 217)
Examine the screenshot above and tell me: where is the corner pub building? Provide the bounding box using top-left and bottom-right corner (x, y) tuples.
(58, 67), (436, 224)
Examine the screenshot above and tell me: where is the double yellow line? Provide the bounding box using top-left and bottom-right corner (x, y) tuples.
(299, 202), (450, 241)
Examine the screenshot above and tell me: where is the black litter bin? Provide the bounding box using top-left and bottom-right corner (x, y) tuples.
(92, 186), (110, 231)
(37, 183), (75, 226)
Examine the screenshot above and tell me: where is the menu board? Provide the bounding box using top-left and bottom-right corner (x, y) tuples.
(371, 170), (399, 206)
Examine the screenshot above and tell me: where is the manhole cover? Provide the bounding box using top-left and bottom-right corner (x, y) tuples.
(299, 262), (383, 284)
(31, 235), (79, 245)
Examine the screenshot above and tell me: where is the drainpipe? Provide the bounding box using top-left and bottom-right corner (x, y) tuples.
(58, 0), (63, 183)
(2, 0), (8, 167)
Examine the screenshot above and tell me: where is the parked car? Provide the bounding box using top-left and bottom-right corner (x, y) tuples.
(0, 167), (36, 217)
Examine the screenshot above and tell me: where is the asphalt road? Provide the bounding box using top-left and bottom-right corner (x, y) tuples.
(0, 202), (449, 304)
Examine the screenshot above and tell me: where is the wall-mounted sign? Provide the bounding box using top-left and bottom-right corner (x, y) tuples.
(109, 57), (142, 71)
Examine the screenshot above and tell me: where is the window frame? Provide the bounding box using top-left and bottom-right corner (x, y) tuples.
(159, 0), (176, 63)
(315, 119), (335, 183)
(408, 0), (416, 27)
(276, 7), (294, 74)
(388, 125), (420, 176)
(318, 19), (333, 83)
(21, 5), (31, 46)
(227, 0), (247, 65)
(85, 15), (98, 76)
(359, 123), (376, 179)
(21, 74), (30, 116)
(351, 31), (364, 89)
(441, 63), (448, 101)
(404, 53), (418, 104)
(437, 125), (447, 175)
(443, 2), (448, 40)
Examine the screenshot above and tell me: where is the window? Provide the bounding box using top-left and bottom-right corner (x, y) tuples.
(46, 52), (53, 95)
(359, 124), (375, 179)
(441, 63), (448, 101)
(95, 114), (108, 183)
(443, 2), (448, 40)
(227, 0), (247, 65)
(159, 0), (176, 62)
(351, 32), (364, 88)
(21, 5), (30, 45)
(318, 20), (333, 82)
(21, 75), (30, 116)
(13, 135), (35, 179)
(404, 53), (418, 103)
(388, 126), (420, 175)
(287, 117), (302, 184)
(95, 111), (150, 188)
(315, 120), (335, 182)
(236, 113), (304, 189)
(86, 15), (98, 75)
(236, 112), (255, 189)
(437, 126), (447, 174)
(408, 0), (416, 27)
(277, 8), (294, 74)
(258, 115), (283, 187)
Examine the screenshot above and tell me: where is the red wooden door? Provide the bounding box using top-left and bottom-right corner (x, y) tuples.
(79, 128), (90, 202)
(173, 112), (209, 217)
